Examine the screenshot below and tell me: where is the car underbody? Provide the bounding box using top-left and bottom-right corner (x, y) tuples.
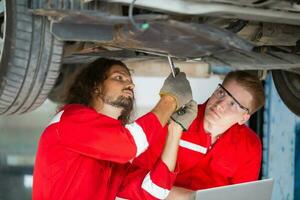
(0, 0), (299, 115)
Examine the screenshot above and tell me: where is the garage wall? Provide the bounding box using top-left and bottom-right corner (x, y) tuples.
(262, 74), (300, 200)
(132, 75), (221, 117)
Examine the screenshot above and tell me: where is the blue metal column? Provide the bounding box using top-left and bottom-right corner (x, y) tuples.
(263, 74), (300, 200)
(295, 123), (300, 200)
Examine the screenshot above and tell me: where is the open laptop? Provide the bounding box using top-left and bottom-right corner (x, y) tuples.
(195, 178), (274, 200)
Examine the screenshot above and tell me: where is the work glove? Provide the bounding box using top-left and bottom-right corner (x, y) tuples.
(171, 100), (198, 131)
(159, 70), (192, 111)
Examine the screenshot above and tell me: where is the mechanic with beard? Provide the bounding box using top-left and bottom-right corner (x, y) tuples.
(32, 58), (195, 200)
(117, 71), (265, 200)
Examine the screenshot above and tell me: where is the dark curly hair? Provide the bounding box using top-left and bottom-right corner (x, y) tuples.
(64, 58), (133, 124)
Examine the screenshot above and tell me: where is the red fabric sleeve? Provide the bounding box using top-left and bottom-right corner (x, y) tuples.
(58, 104), (162, 163)
(132, 126), (168, 170)
(117, 159), (177, 200)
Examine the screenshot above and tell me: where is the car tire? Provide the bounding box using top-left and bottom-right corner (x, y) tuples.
(272, 70), (300, 116)
(0, 0), (64, 114)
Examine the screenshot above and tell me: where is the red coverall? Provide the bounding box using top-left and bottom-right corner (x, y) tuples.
(32, 104), (176, 200)
(117, 103), (262, 199)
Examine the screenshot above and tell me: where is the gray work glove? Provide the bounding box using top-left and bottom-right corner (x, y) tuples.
(171, 100), (198, 131)
(159, 70), (192, 111)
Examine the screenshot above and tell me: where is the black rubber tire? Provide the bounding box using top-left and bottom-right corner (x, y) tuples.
(0, 0), (64, 114)
(272, 70), (300, 116)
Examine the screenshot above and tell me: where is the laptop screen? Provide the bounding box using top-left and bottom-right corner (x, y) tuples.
(195, 179), (274, 200)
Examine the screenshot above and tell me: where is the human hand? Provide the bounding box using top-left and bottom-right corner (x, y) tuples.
(166, 186), (196, 200)
(171, 100), (198, 131)
(159, 70), (192, 111)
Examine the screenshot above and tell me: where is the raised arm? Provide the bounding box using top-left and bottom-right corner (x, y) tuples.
(117, 100), (198, 200)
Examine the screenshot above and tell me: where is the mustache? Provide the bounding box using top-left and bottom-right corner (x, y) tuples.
(122, 88), (134, 98)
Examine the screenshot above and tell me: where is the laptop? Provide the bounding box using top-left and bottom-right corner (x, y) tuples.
(195, 179), (274, 200)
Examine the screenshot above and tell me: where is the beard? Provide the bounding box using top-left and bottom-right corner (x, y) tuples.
(103, 94), (134, 111)
(104, 95), (134, 124)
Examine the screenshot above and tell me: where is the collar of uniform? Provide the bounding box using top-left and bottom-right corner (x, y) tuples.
(180, 102), (211, 154)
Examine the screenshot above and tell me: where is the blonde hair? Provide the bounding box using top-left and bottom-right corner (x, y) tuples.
(223, 71), (265, 114)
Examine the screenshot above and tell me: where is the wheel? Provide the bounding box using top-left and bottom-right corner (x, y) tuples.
(272, 70), (300, 116)
(0, 0), (64, 114)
